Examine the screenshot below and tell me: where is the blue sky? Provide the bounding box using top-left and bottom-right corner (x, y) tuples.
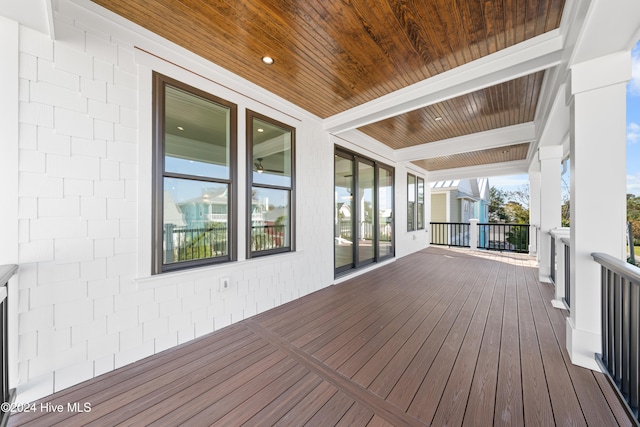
(491, 40), (640, 195)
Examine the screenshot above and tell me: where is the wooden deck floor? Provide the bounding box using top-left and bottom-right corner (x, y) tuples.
(7, 247), (633, 426)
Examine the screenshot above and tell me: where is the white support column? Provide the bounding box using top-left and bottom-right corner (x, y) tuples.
(566, 51), (630, 371)
(538, 146), (563, 283)
(528, 171), (541, 259)
(469, 219), (478, 251)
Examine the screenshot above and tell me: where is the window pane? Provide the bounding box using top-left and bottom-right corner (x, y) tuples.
(251, 187), (290, 251)
(164, 85), (230, 179)
(417, 177), (424, 229)
(378, 167), (393, 258)
(335, 155), (353, 269)
(407, 174), (416, 231)
(252, 118), (292, 187)
(407, 174), (416, 202)
(358, 161), (375, 263)
(163, 177), (228, 264)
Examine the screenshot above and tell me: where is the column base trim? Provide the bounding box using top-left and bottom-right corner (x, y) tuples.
(551, 299), (568, 310)
(566, 317), (602, 372)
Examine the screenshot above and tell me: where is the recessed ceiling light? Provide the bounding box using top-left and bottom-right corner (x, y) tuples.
(434, 117), (443, 121)
(257, 128), (264, 132)
(262, 56), (274, 65)
(177, 126), (184, 131)
(502, 150), (510, 154)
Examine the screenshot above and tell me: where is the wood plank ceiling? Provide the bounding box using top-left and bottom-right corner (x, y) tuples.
(91, 0), (565, 171)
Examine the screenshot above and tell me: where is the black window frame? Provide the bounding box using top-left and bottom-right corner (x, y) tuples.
(417, 176), (425, 230)
(152, 72), (238, 274)
(407, 173), (424, 231)
(246, 110), (296, 258)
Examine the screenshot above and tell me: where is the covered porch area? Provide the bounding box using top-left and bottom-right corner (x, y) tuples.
(7, 247), (631, 426)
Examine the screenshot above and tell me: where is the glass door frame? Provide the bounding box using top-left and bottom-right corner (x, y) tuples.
(334, 147), (395, 276)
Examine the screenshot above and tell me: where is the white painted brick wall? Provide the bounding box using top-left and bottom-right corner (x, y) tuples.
(31, 81), (86, 113)
(11, 0), (348, 405)
(37, 127), (70, 155)
(19, 123), (37, 150)
(19, 53), (37, 81)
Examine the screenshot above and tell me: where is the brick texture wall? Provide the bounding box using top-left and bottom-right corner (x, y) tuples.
(12, 4), (334, 403)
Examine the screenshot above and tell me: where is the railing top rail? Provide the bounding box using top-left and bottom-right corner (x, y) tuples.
(592, 253), (640, 285)
(0, 264), (18, 286)
(549, 227), (571, 237)
(430, 222), (470, 225)
(477, 223), (530, 226)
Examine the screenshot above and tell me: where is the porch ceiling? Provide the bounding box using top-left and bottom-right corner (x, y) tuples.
(89, 0), (566, 173)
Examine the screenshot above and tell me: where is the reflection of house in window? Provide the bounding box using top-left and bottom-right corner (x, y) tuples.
(336, 203), (352, 241)
(176, 187), (228, 229)
(163, 191), (186, 227)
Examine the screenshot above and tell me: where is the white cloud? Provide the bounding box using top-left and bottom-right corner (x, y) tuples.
(628, 172), (640, 195)
(629, 122), (640, 144)
(629, 45), (640, 96)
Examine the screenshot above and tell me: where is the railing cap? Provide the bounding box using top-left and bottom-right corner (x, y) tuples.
(592, 253), (640, 284)
(549, 227), (571, 237)
(560, 237), (570, 246)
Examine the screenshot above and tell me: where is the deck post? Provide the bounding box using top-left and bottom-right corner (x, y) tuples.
(566, 51), (630, 371)
(469, 219), (478, 250)
(538, 146), (563, 283)
(528, 171), (541, 260)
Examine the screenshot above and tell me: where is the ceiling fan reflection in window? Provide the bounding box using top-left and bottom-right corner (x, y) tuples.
(254, 158), (284, 174)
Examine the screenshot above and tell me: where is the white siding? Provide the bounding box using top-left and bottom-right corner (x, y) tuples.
(0, 0), (428, 403)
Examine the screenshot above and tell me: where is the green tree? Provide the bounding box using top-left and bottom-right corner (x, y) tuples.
(489, 185), (530, 224)
(489, 186), (509, 222)
(505, 201), (529, 224)
(629, 194), (640, 245)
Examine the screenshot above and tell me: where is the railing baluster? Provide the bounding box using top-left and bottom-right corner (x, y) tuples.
(594, 252), (640, 422)
(630, 282), (639, 413)
(615, 272), (622, 385)
(623, 278), (631, 398)
(608, 267), (616, 374)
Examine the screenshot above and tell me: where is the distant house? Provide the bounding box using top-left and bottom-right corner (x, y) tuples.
(176, 187), (229, 229)
(430, 178), (490, 224)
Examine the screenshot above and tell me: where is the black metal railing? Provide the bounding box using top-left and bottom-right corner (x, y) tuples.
(430, 222), (470, 248)
(593, 252), (640, 422)
(562, 238), (570, 308)
(164, 225), (227, 263)
(478, 223), (530, 253)
(252, 224), (287, 252)
(550, 235), (557, 284)
(0, 264), (17, 425)
(338, 220), (392, 242)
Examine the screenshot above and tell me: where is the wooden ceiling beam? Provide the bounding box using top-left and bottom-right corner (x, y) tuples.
(395, 123), (535, 163)
(323, 30), (563, 134)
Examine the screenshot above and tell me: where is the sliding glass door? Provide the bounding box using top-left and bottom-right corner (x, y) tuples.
(357, 160), (375, 265)
(334, 154), (354, 271)
(334, 149), (394, 275)
(378, 166), (394, 259)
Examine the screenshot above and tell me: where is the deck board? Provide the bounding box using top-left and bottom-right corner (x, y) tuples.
(7, 247), (632, 427)
(517, 258), (555, 426)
